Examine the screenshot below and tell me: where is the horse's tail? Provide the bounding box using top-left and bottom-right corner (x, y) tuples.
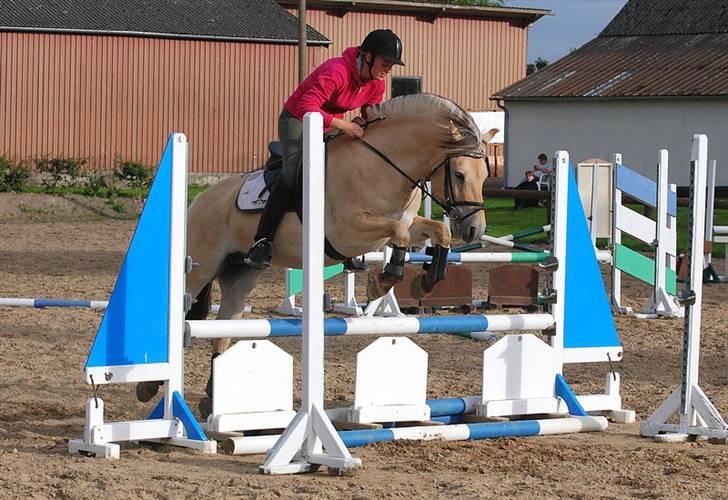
(186, 282), (213, 321)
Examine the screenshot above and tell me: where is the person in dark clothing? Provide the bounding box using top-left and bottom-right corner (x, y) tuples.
(514, 170), (539, 210)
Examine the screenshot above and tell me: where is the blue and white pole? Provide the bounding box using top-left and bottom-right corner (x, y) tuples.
(226, 416), (608, 455)
(0, 298), (108, 309)
(187, 313), (554, 340)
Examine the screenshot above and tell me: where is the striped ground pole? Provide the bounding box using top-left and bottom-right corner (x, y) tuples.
(0, 298), (109, 309)
(0, 298), (232, 314)
(187, 313), (555, 340)
(224, 416), (608, 455)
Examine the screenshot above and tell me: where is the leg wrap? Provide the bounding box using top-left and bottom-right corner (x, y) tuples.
(383, 245), (407, 279)
(423, 245), (449, 286)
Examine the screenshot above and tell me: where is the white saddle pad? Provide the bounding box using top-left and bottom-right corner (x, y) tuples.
(236, 171), (270, 212)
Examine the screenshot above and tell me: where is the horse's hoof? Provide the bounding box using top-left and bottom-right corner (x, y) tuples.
(410, 276), (435, 299)
(366, 274), (393, 301)
(136, 380), (163, 402)
(198, 397), (213, 420)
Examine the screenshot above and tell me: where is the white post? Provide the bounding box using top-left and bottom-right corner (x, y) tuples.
(166, 134), (188, 423)
(589, 162), (600, 246)
(332, 272), (363, 316)
(705, 159), (717, 268)
(277, 269), (303, 316)
(610, 153), (626, 314)
(642, 150), (682, 318)
(550, 151), (569, 377)
(261, 112), (361, 474)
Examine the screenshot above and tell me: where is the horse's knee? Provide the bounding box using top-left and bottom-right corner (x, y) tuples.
(389, 222), (411, 248)
(431, 223), (452, 247)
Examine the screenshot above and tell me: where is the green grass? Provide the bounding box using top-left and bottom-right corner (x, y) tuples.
(22, 184), (147, 199)
(427, 198), (727, 258)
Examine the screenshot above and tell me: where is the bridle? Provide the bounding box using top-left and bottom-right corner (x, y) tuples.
(356, 134), (486, 223)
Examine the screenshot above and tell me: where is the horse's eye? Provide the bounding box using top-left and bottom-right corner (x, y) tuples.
(455, 171), (465, 182)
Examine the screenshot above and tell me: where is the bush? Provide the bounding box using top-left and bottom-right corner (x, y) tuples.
(35, 157), (86, 189)
(0, 157), (30, 192)
(114, 160), (152, 189)
(82, 170), (114, 196)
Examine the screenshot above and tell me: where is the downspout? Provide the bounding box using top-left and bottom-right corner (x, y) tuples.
(496, 99), (510, 188)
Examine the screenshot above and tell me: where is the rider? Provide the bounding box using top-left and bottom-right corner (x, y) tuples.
(244, 29), (405, 270)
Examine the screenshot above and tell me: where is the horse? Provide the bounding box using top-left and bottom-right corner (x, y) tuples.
(136, 93), (498, 407)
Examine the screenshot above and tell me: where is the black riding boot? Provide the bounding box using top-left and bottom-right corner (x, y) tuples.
(245, 180), (295, 269)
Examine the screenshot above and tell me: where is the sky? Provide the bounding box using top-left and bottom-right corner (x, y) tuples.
(504, 0), (629, 64)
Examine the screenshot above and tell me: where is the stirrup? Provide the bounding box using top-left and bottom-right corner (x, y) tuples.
(343, 257), (369, 273)
(244, 239), (273, 270)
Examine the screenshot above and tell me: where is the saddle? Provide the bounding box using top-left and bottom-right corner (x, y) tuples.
(235, 140), (352, 262)
(235, 142), (284, 212)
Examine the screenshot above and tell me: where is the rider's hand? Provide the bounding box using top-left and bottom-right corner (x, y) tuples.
(331, 118), (364, 139)
(341, 120), (364, 139)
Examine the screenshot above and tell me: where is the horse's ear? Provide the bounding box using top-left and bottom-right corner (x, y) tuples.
(449, 120), (465, 141)
(481, 128), (499, 145)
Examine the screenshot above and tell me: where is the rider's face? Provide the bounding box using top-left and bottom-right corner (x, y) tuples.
(363, 53), (394, 80)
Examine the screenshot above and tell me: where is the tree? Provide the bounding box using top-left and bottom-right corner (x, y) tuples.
(526, 57), (549, 76)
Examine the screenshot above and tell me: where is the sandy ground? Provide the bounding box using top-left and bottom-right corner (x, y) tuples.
(1, 192), (728, 499)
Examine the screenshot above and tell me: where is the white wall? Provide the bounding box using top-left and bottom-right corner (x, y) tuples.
(470, 111), (504, 143)
(503, 99), (728, 187)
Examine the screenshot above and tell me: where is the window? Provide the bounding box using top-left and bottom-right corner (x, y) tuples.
(392, 77), (421, 98)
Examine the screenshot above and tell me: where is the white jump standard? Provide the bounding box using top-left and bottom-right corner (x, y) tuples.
(610, 152), (682, 318)
(640, 134), (728, 443)
(68, 134), (215, 458)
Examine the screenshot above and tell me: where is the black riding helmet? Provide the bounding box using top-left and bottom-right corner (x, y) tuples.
(360, 29), (405, 66)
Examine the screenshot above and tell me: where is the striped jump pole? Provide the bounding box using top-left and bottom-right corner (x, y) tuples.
(225, 416), (608, 455)
(187, 313), (554, 340)
(362, 250), (549, 264)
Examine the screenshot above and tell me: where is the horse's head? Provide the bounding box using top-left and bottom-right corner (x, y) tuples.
(428, 127), (498, 242)
(359, 94), (495, 242)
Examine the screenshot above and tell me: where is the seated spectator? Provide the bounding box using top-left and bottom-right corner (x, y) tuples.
(514, 170), (539, 210)
(533, 153), (552, 180)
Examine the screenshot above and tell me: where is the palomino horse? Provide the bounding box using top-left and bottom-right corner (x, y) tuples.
(137, 93), (498, 407)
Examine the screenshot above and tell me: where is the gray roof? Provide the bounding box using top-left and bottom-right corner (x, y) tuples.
(602, 0), (728, 36)
(494, 0), (728, 100)
(0, 0), (330, 44)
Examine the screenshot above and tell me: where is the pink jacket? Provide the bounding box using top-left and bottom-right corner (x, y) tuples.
(284, 47), (385, 127)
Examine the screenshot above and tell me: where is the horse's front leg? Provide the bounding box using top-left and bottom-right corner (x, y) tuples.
(351, 212), (412, 300)
(408, 215), (452, 299)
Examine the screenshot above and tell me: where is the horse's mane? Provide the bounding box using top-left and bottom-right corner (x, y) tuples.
(366, 93), (484, 157)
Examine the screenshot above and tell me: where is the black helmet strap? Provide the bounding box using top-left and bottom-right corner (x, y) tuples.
(362, 52), (376, 81)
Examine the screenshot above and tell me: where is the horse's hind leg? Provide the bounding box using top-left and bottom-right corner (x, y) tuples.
(199, 262), (261, 418)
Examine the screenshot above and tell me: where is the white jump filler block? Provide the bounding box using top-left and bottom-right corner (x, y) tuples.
(479, 334), (564, 417)
(208, 340), (296, 433)
(347, 337), (430, 423)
